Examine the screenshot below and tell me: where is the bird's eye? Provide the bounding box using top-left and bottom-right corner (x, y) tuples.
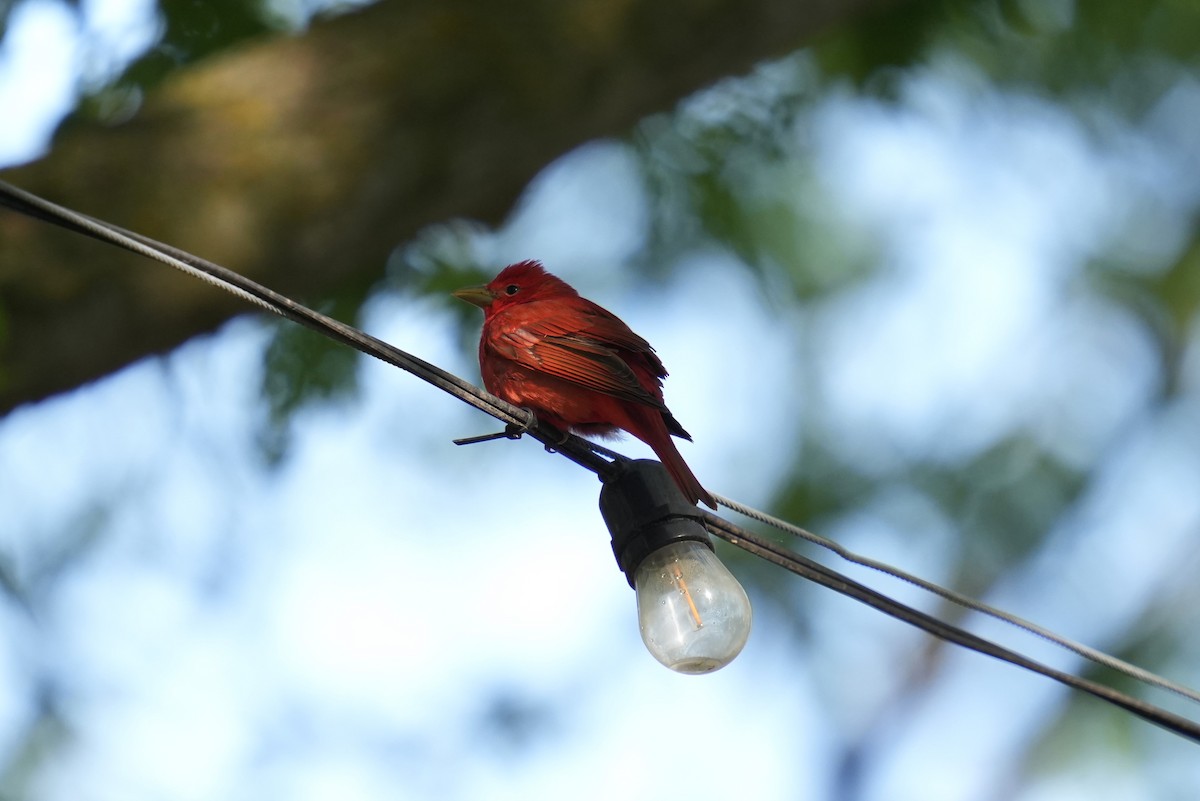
(505, 284), (519, 296)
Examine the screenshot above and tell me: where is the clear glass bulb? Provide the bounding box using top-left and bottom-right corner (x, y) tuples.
(634, 540), (752, 674)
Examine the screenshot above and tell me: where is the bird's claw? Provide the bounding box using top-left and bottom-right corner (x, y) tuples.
(541, 426), (571, 454)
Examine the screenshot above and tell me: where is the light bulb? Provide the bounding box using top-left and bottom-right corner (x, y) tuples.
(634, 540), (752, 674)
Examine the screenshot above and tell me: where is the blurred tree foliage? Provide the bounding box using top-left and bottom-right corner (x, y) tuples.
(0, 0), (892, 414)
(1, 0), (1199, 797)
(650, 0), (1200, 791)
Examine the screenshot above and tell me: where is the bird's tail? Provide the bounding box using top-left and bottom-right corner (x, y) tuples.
(660, 441), (717, 510)
(626, 407), (716, 509)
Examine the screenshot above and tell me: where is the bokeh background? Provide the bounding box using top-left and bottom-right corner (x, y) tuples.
(2, 1), (1200, 799)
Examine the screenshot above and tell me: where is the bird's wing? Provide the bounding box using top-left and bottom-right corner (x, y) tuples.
(522, 301), (652, 347)
(488, 307), (668, 410)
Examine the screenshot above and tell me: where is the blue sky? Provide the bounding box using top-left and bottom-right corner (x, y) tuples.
(2, 1), (1200, 799)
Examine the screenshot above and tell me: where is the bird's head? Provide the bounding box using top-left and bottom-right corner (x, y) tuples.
(452, 260), (578, 315)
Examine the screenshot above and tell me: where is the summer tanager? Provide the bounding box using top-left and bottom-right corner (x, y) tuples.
(453, 260), (715, 509)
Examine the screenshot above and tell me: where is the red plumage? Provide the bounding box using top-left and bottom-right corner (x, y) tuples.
(454, 260), (715, 509)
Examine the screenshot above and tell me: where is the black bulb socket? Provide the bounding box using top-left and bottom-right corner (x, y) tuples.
(599, 459), (713, 588)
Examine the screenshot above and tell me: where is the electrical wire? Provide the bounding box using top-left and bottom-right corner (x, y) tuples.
(591, 441), (1200, 709)
(0, 180), (618, 480)
(699, 512), (1200, 745)
(2, 179), (1198, 744)
(713, 493), (1200, 707)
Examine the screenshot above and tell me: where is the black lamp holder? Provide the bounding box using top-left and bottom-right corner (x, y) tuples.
(599, 459), (714, 588)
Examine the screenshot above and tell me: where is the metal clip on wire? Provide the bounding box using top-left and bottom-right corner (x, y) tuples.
(452, 421), (531, 446)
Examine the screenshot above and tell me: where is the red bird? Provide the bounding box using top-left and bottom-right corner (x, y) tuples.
(453, 260), (715, 509)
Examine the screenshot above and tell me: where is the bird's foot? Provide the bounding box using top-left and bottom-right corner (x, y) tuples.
(540, 425), (571, 453)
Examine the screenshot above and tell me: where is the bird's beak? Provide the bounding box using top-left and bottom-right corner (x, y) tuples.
(451, 285), (494, 309)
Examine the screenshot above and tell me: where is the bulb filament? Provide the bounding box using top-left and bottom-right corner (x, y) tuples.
(672, 564), (704, 629)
